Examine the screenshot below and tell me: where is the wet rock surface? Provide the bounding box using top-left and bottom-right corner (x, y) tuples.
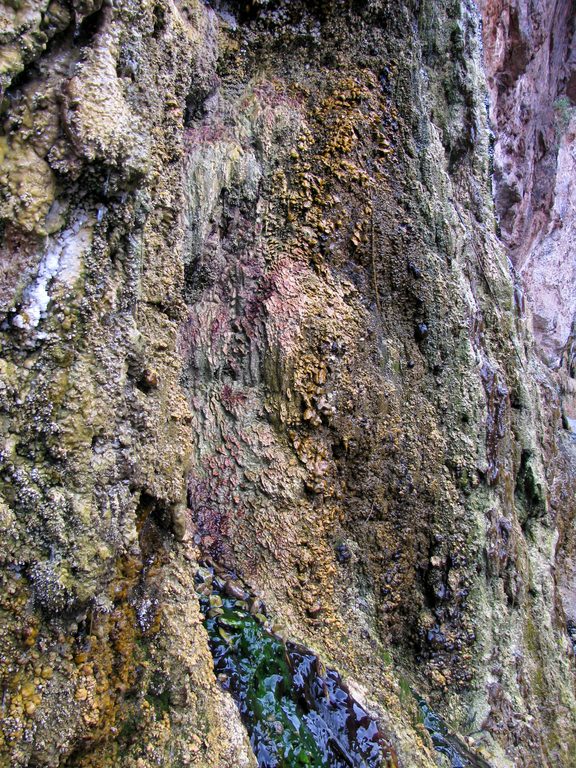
(196, 565), (396, 768)
(417, 697), (491, 768)
(0, 0), (575, 767)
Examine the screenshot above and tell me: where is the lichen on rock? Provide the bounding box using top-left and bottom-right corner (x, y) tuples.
(0, 0), (575, 766)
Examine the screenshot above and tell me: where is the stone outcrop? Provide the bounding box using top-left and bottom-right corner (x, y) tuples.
(479, 0), (576, 365)
(480, 0), (576, 698)
(0, 1), (575, 767)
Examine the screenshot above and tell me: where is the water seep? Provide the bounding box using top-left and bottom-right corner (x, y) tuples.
(196, 563), (492, 768)
(417, 698), (492, 768)
(195, 564), (397, 768)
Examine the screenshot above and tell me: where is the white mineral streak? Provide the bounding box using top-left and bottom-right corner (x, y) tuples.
(13, 216), (92, 330)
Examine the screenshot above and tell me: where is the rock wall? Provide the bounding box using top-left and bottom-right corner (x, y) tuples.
(479, 0), (576, 365)
(0, 1), (575, 767)
(479, 0), (576, 708)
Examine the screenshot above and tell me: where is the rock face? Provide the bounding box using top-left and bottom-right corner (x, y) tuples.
(0, 1), (575, 767)
(479, 0), (576, 365)
(480, 0), (576, 699)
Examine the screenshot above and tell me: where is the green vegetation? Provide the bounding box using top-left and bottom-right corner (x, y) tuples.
(554, 96), (575, 138)
(198, 573), (386, 767)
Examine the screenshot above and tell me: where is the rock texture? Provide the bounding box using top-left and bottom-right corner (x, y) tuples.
(480, 0), (576, 706)
(479, 0), (576, 365)
(0, 1), (575, 767)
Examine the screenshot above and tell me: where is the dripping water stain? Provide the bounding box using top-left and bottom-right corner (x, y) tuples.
(195, 563), (397, 768)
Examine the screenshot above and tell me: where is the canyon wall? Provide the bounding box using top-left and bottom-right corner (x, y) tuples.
(480, 0), (576, 695)
(0, 1), (575, 767)
(479, 0), (576, 365)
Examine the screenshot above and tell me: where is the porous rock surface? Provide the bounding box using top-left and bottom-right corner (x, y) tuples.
(0, 1), (575, 767)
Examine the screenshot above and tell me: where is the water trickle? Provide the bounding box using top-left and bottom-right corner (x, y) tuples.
(196, 565), (396, 768)
(418, 698), (468, 767)
(417, 698), (492, 768)
(568, 620), (576, 653)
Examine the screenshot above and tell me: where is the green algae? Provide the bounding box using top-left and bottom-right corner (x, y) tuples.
(197, 569), (391, 768)
(197, 568), (495, 768)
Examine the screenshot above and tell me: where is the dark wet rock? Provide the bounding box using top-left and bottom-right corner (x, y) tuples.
(417, 698), (492, 768)
(197, 567), (397, 767)
(224, 579), (250, 601)
(407, 261), (422, 279)
(415, 323), (429, 342)
(335, 543), (351, 563)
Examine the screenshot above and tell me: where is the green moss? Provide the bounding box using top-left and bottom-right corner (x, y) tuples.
(145, 688), (171, 720)
(198, 574), (387, 767)
(524, 615), (539, 656)
(553, 96), (574, 139)
(380, 649), (393, 667)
